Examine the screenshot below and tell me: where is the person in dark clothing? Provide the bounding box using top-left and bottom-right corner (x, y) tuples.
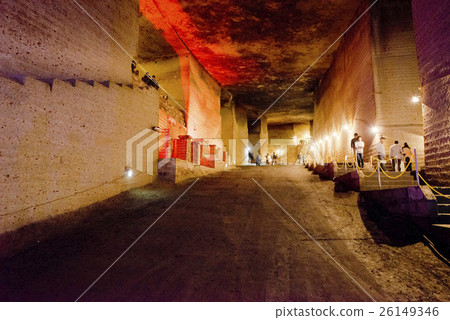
(402, 142), (413, 171)
(131, 60), (137, 73)
(351, 133), (359, 160)
(248, 151), (254, 164)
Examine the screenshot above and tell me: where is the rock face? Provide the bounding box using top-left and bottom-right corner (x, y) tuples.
(140, 0), (361, 124)
(412, 0), (450, 186)
(334, 170), (360, 192)
(359, 186), (438, 233)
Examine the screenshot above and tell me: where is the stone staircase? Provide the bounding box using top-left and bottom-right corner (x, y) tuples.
(430, 187), (450, 237)
(360, 172), (417, 191)
(334, 161), (417, 191)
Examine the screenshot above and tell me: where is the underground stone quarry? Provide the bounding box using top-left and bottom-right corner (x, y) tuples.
(0, 0), (449, 302)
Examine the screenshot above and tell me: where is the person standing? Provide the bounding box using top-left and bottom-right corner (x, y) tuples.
(376, 136), (387, 171)
(355, 136), (365, 169)
(389, 140), (403, 171)
(402, 142), (413, 171)
(350, 133), (359, 160)
(255, 153), (261, 166)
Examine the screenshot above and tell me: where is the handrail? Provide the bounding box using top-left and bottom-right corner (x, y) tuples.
(378, 158), (412, 179)
(419, 174), (450, 199)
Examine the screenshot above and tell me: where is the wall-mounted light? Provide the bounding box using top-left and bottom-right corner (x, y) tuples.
(125, 167), (133, 178)
(411, 96), (420, 103)
(371, 126), (379, 134)
(325, 136), (329, 141)
(332, 131), (337, 137)
(343, 125), (349, 130)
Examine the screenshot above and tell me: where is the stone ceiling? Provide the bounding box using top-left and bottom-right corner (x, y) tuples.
(140, 0), (362, 124)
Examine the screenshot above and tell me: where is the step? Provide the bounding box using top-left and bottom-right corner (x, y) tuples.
(437, 204), (450, 214)
(432, 224), (450, 229)
(435, 195), (450, 204)
(361, 181), (416, 186)
(432, 187), (450, 195)
(363, 178), (415, 183)
(436, 213), (450, 224)
(360, 185), (415, 191)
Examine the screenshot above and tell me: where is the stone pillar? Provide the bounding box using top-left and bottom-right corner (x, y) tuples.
(221, 91), (249, 166)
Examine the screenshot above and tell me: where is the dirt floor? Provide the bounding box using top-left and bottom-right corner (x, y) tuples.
(0, 166), (449, 301)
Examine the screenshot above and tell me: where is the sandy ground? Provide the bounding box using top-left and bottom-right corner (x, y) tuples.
(0, 166), (448, 301)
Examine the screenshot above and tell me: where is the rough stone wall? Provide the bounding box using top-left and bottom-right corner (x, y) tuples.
(0, 76), (159, 234)
(314, 0), (423, 166)
(141, 54), (221, 142)
(293, 123), (311, 140)
(268, 124), (295, 139)
(370, 0), (423, 166)
(412, 0), (450, 185)
(313, 1), (376, 161)
(0, 0), (139, 83)
(220, 92), (238, 165)
(235, 105), (250, 165)
(188, 57), (221, 140)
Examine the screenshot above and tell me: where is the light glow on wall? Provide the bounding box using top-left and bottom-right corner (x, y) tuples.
(411, 96), (420, 103)
(126, 168), (134, 178)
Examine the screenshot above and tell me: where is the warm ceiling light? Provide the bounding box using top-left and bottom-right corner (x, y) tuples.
(411, 96), (420, 103)
(343, 125), (349, 130)
(325, 136), (329, 141)
(332, 131), (337, 137)
(319, 140), (323, 144)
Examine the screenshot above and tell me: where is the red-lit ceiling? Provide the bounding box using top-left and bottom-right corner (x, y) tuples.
(139, 0), (362, 123)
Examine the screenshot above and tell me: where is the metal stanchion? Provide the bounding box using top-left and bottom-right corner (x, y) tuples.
(377, 161), (381, 189)
(414, 148), (419, 187)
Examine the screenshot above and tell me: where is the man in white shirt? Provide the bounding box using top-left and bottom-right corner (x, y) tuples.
(389, 140), (403, 171)
(376, 136), (387, 171)
(355, 136), (365, 169)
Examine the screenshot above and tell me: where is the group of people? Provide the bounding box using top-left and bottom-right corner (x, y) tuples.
(259, 152), (278, 165)
(350, 133), (413, 172)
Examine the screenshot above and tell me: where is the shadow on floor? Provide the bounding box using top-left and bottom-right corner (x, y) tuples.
(357, 194), (422, 247)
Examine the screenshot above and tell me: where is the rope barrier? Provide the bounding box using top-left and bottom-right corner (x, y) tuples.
(354, 156), (377, 177)
(335, 161), (345, 170)
(378, 158), (412, 179)
(419, 174), (450, 199)
(332, 151), (448, 200)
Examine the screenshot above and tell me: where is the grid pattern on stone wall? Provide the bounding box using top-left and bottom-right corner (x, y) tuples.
(0, 75), (159, 233)
(313, 0), (376, 161)
(0, 0), (139, 83)
(412, 0), (450, 185)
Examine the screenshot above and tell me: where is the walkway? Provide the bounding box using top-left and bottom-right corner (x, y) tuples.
(0, 166), (449, 301)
